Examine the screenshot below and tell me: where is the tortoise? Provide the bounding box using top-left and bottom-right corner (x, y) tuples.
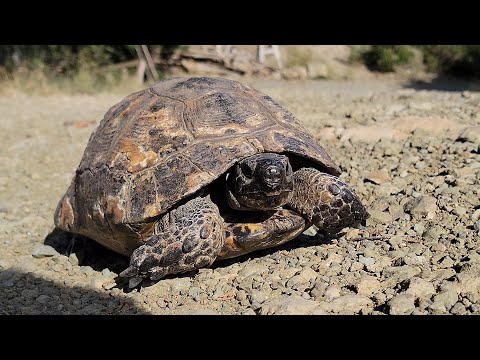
(54, 76), (369, 287)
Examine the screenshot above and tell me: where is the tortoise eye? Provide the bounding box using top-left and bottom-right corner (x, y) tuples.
(240, 163), (253, 179)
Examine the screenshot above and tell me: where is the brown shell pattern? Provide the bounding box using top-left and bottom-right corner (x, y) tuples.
(55, 77), (340, 252)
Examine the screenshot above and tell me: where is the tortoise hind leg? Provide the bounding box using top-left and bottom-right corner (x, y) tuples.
(287, 167), (369, 233)
(217, 209), (306, 260)
(120, 195), (226, 287)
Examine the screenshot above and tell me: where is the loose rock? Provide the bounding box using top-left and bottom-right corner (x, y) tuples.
(474, 221), (480, 232)
(368, 210), (393, 224)
(355, 276), (381, 296)
(188, 309), (219, 315)
(32, 244), (58, 258)
(431, 289), (458, 311)
(365, 169), (391, 184)
(260, 296), (321, 315)
(458, 126), (480, 143)
(405, 277), (435, 299)
(359, 255), (375, 266)
(324, 295), (374, 314)
(382, 266), (422, 288)
(36, 295), (51, 304)
(405, 196), (438, 220)
(324, 285), (342, 301)
(387, 294), (415, 315)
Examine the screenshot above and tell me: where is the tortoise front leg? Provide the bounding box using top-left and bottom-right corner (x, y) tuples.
(120, 196), (226, 287)
(287, 168), (369, 233)
(218, 209), (306, 260)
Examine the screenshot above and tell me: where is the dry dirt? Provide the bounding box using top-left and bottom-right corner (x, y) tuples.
(1, 78), (479, 315)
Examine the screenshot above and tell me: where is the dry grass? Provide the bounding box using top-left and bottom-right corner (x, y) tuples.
(0, 68), (145, 96)
(284, 46), (313, 68)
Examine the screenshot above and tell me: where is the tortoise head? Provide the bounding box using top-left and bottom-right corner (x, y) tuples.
(226, 153), (293, 211)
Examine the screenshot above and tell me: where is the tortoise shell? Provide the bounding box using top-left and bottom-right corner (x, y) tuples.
(55, 77), (341, 255)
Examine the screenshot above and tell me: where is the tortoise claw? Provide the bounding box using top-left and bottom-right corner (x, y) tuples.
(119, 265), (139, 279)
(354, 216), (369, 230)
(149, 269), (168, 281)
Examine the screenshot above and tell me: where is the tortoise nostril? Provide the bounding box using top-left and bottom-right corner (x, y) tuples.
(267, 167), (280, 176)
(266, 166), (282, 183)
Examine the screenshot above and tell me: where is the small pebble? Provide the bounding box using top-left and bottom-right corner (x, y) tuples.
(452, 207), (467, 217)
(32, 244), (58, 258)
(474, 221), (480, 232)
(68, 253), (79, 265)
(36, 295), (51, 304)
(358, 255), (375, 266)
(413, 223), (425, 236)
(388, 294), (415, 315)
(472, 209), (480, 222)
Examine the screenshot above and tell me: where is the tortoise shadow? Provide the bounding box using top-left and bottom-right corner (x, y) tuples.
(44, 228), (130, 275)
(402, 75), (480, 92)
(0, 269), (149, 314)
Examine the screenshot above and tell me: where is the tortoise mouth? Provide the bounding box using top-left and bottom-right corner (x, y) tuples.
(263, 190), (282, 196)
(237, 189), (287, 196)
(233, 190), (293, 211)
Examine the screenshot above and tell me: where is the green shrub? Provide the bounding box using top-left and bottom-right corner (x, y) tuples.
(419, 45), (480, 78)
(0, 45), (182, 94)
(360, 45), (414, 72)
(349, 45), (370, 63)
(351, 45), (480, 79)
(0, 45), (138, 75)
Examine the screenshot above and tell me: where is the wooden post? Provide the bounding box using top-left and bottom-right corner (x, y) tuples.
(136, 58), (147, 84)
(135, 46), (146, 84)
(135, 45), (159, 84)
(257, 45), (282, 69)
(141, 45), (159, 82)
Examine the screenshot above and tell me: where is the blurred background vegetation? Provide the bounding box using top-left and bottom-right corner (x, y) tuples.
(1, 45), (480, 94)
(0, 45), (136, 74)
(0, 45), (176, 94)
(351, 45), (480, 77)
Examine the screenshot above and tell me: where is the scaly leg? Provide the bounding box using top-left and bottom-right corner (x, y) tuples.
(218, 209), (306, 260)
(120, 196), (226, 287)
(288, 167), (369, 233)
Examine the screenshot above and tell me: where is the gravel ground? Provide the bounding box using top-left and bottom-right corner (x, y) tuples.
(1, 78), (479, 315)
